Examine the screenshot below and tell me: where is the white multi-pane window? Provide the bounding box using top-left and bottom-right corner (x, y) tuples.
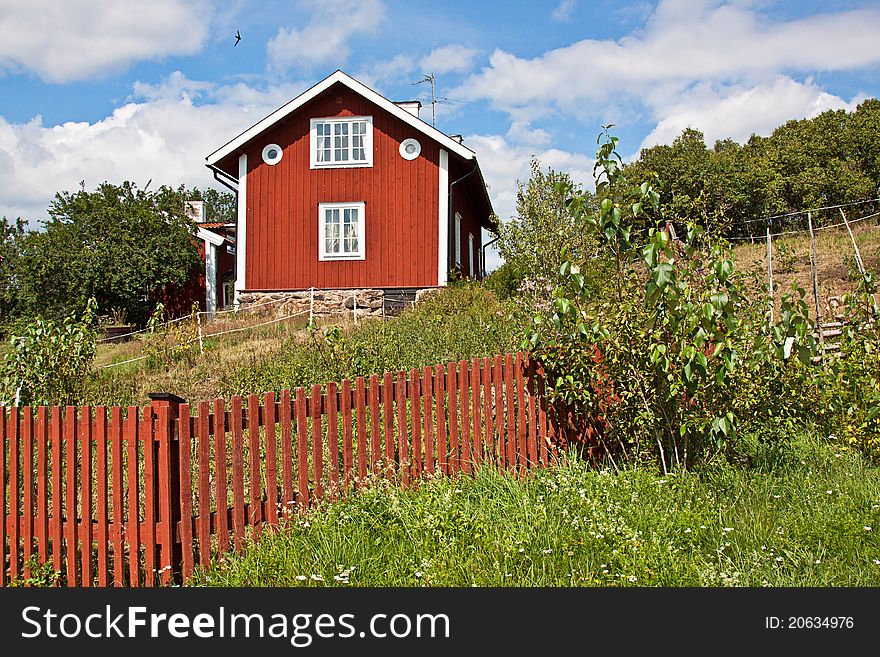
(310, 117), (373, 168)
(318, 202), (365, 260)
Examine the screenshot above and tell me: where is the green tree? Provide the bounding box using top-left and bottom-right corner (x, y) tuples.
(495, 158), (600, 304)
(13, 181), (202, 325)
(0, 216), (26, 328)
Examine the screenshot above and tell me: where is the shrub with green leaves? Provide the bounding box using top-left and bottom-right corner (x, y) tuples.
(1, 298), (98, 406)
(528, 128), (820, 471)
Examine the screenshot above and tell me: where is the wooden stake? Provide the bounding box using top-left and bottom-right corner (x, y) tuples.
(840, 208), (878, 317)
(766, 224), (774, 324)
(807, 212), (825, 361)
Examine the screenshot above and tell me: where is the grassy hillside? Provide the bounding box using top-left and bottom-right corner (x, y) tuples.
(732, 220), (880, 321)
(85, 285), (519, 408)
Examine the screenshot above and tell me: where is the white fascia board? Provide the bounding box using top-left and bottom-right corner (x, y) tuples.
(205, 70), (475, 166)
(197, 227), (226, 246)
(235, 153), (247, 299)
(438, 149), (449, 287)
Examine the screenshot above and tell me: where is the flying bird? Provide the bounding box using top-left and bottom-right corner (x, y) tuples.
(234, 30), (241, 46)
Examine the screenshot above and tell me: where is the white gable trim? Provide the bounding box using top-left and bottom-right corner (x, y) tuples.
(206, 70), (475, 166)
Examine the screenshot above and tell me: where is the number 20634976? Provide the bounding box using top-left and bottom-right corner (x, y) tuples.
(765, 616), (854, 629)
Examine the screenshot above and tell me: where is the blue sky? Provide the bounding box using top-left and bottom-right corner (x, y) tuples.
(2, 0), (879, 270)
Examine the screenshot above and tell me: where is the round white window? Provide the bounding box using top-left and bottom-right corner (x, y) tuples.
(262, 143), (283, 165)
(399, 138), (421, 160)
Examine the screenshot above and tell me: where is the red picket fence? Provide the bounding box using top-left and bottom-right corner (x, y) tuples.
(1, 351), (592, 587)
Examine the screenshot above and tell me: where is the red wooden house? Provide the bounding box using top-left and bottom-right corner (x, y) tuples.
(204, 70), (494, 315)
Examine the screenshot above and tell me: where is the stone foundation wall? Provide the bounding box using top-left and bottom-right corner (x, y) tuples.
(237, 288), (436, 319)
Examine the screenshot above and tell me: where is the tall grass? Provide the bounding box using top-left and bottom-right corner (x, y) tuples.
(223, 285), (518, 397)
(193, 430), (880, 587)
(84, 285), (518, 407)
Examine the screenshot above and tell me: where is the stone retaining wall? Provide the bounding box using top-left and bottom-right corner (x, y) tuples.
(237, 288), (437, 319)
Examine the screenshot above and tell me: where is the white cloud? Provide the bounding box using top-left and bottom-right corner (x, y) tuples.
(639, 76), (865, 151)
(354, 54), (415, 91)
(267, 0), (386, 72)
(418, 45), (481, 76)
(0, 73), (309, 223)
(0, 0), (212, 83)
(552, 0), (577, 22)
(455, 1), (880, 121)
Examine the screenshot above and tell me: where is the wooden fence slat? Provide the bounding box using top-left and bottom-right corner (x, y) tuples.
(264, 392), (279, 527)
(295, 388), (309, 510)
(396, 372), (408, 486)
(126, 407), (140, 587)
(36, 407), (49, 568)
(369, 375), (381, 476)
(482, 357), (492, 465)
(505, 354), (516, 471)
(422, 367), (434, 475)
(493, 355), (504, 469)
(9, 407), (20, 584)
(447, 362), (459, 474)
(382, 372), (394, 477)
(311, 385), (325, 502)
(231, 396), (245, 551)
(435, 364), (447, 474)
(155, 405), (174, 586)
(178, 404), (194, 582)
(0, 408), (7, 587)
(197, 401), (211, 569)
(280, 390), (293, 518)
(80, 408), (93, 586)
(516, 352), (527, 472)
(470, 359), (482, 469)
(355, 377), (367, 485)
(342, 380), (354, 490)
(410, 369), (421, 481)
(64, 406), (77, 586)
(110, 407), (124, 586)
(526, 357), (538, 469)
(22, 407), (33, 582)
(247, 394), (262, 536)
(51, 408), (63, 579)
(214, 398), (229, 554)
(95, 406), (109, 586)
(538, 374), (549, 466)
(459, 361), (471, 475)
(326, 382), (340, 499)
(142, 406), (156, 587)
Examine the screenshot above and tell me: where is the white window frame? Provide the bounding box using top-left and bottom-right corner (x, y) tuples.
(454, 213), (462, 266)
(468, 233), (475, 277)
(310, 116), (373, 169)
(318, 202), (366, 261)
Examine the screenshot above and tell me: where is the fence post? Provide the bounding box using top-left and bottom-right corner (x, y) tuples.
(148, 392), (185, 585)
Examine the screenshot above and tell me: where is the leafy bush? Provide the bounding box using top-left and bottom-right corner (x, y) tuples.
(1, 298), (98, 406)
(528, 128), (821, 471)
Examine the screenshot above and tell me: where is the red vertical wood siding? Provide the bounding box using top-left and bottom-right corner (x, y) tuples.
(244, 84), (442, 290)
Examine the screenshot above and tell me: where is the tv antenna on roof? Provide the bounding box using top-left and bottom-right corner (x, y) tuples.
(412, 73), (436, 126)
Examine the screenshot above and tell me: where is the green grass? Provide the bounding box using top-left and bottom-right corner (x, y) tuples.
(192, 430), (880, 587)
(84, 285), (518, 407)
